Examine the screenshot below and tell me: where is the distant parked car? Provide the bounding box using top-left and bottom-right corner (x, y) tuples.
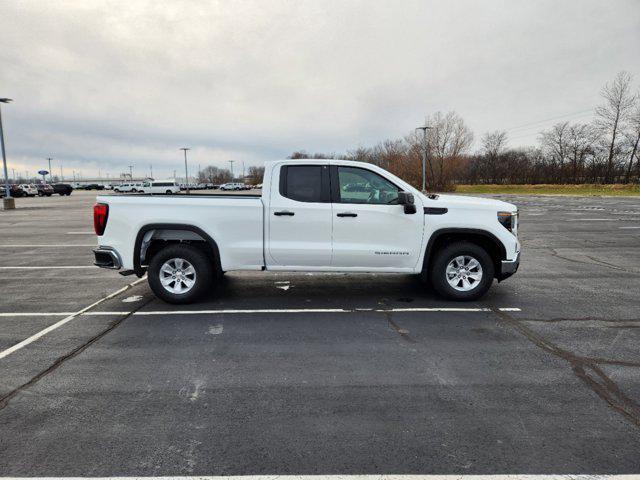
(18, 184), (38, 197)
(253, 183), (263, 189)
(52, 183), (73, 196)
(220, 182), (246, 191)
(36, 184), (54, 196)
(138, 180), (181, 194)
(113, 183), (143, 193)
(0, 185), (25, 198)
(84, 183), (105, 190)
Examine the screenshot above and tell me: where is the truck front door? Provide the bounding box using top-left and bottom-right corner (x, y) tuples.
(330, 165), (424, 270)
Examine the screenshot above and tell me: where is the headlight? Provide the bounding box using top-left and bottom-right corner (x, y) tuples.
(498, 211), (518, 235)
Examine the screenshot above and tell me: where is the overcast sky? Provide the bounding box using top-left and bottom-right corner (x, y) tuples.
(1, 0), (639, 180)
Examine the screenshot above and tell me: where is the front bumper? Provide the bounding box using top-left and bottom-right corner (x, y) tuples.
(93, 247), (122, 270)
(497, 251), (520, 281)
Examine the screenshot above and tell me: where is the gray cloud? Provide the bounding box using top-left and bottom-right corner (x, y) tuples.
(1, 0), (638, 179)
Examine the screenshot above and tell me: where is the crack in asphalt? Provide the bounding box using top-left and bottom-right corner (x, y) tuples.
(546, 246), (640, 274)
(384, 312), (414, 343)
(0, 297), (153, 411)
(491, 307), (640, 428)
(517, 316), (640, 323)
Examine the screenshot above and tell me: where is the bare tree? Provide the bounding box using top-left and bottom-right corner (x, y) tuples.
(247, 165), (265, 185)
(425, 111), (474, 188)
(199, 165), (232, 184)
(540, 121), (570, 182)
(482, 131), (508, 157)
(566, 123), (596, 183)
(595, 71), (636, 183)
(480, 131), (508, 183)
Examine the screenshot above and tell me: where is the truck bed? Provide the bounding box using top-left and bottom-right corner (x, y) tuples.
(96, 194), (265, 272)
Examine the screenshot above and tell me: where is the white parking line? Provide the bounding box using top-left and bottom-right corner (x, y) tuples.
(0, 244), (95, 247)
(0, 266), (98, 269)
(567, 218), (614, 221)
(0, 307), (522, 317)
(619, 226), (640, 229)
(0, 278), (146, 360)
(67, 231), (95, 234)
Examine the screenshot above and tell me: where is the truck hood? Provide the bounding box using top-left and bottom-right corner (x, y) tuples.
(419, 193), (517, 212)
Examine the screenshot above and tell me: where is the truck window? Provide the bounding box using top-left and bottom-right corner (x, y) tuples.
(337, 166), (400, 204)
(280, 165), (326, 202)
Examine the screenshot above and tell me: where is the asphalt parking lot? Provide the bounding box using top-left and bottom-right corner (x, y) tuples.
(0, 190), (639, 475)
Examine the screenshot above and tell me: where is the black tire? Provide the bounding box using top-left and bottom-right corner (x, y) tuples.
(131, 188), (137, 193)
(148, 244), (214, 304)
(59, 193), (64, 196)
(38, 191), (44, 197)
(166, 190), (172, 194)
(429, 241), (494, 301)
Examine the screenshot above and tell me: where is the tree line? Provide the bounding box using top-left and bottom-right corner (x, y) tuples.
(197, 165), (265, 185)
(289, 71), (640, 190)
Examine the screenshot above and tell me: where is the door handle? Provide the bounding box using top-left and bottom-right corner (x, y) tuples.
(337, 212), (358, 217)
(274, 211), (295, 216)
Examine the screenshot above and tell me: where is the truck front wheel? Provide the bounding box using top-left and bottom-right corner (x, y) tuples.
(429, 241), (494, 301)
(148, 244), (213, 304)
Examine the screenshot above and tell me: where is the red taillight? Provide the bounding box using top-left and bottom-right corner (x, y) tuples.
(94, 203), (109, 236)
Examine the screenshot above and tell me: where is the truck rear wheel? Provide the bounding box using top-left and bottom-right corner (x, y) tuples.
(429, 241), (494, 301)
(148, 244), (213, 304)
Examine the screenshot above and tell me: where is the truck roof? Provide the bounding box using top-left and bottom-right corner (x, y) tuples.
(265, 158), (369, 167)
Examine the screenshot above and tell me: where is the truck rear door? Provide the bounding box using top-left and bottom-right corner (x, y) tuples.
(266, 163), (332, 267)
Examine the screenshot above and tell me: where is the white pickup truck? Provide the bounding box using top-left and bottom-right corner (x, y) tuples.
(93, 159), (520, 303)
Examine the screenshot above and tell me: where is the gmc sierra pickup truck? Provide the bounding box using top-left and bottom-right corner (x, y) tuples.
(93, 159), (520, 303)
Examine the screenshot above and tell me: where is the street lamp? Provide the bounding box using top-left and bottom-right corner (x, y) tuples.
(180, 147), (191, 194)
(416, 122), (432, 193)
(0, 98), (14, 209)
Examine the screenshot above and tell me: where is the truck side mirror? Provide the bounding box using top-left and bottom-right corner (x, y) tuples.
(398, 191), (416, 214)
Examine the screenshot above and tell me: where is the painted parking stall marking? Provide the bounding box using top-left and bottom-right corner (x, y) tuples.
(0, 277), (146, 360)
(0, 305), (521, 360)
(0, 307), (522, 317)
(0, 266), (98, 270)
(0, 244), (96, 248)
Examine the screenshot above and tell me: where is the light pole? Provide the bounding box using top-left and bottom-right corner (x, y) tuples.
(228, 160), (234, 179)
(1, 98), (14, 209)
(180, 147), (191, 194)
(128, 165), (133, 180)
(47, 157), (53, 183)
(416, 122), (432, 193)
